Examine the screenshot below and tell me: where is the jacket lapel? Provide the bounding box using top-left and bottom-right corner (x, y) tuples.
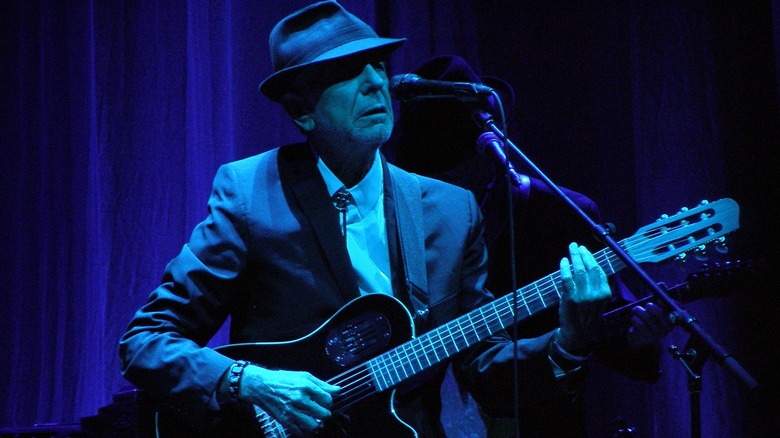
(277, 144), (360, 302)
(384, 159), (430, 318)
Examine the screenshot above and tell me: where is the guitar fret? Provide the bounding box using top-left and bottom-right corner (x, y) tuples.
(476, 312), (490, 339)
(446, 321), (458, 351)
(375, 353), (390, 388)
(466, 312), (478, 342)
(380, 354), (395, 388)
(518, 288), (531, 315)
(550, 274), (562, 298)
(385, 351), (399, 385)
(495, 299), (509, 328)
(397, 345), (411, 380)
(603, 252), (615, 274)
(421, 333), (433, 363)
(388, 351), (403, 384)
(492, 303), (506, 329)
(408, 342), (420, 375)
(409, 339), (424, 372)
(477, 307), (487, 337)
(455, 317), (471, 348)
(506, 299), (516, 324)
(436, 324), (454, 357)
(454, 318), (469, 348)
(397, 342), (412, 380)
(437, 327), (450, 357)
(534, 282), (546, 307)
(464, 316), (477, 347)
(424, 332), (440, 363)
(368, 358), (388, 391)
(418, 336), (432, 367)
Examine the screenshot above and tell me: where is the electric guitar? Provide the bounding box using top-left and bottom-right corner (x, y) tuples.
(180, 199), (742, 437)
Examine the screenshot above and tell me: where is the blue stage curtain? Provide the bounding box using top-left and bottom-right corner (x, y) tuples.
(1, 1), (777, 436)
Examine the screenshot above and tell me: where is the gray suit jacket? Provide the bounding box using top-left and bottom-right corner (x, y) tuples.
(119, 143), (564, 436)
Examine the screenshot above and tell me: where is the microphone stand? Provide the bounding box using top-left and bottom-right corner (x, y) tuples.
(471, 107), (758, 432)
(669, 334), (710, 438)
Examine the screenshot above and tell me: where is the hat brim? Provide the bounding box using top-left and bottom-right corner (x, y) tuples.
(259, 37), (406, 102)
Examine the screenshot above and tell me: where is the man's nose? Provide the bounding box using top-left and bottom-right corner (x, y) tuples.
(359, 64), (384, 93)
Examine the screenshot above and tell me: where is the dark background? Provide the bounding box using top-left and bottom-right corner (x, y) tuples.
(2, 1), (778, 437)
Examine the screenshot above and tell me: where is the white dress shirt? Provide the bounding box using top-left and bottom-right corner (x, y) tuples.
(317, 150), (392, 296)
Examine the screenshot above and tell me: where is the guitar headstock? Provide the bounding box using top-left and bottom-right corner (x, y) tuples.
(626, 199), (740, 265)
(682, 258), (765, 297)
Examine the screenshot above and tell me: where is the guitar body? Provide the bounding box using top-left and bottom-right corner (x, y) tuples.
(215, 293), (419, 437)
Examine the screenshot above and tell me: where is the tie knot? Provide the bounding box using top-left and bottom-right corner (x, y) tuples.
(333, 187), (355, 212)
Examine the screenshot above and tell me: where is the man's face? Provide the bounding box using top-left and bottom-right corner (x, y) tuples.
(306, 59), (394, 151)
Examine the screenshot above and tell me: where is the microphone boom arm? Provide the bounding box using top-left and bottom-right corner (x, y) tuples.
(472, 109), (758, 390)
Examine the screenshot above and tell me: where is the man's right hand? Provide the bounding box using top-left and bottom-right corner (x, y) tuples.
(239, 365), (341, 436)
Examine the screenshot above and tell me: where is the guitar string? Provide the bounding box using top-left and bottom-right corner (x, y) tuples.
(326, 253), (605, 407)
(256, 408), (287, 438)
(339, 232), (695, 401)
(398, 227), (714, 367)
(327, 218), (722, 403)
(332, 217), (734, 428)
(253, 208), (727, 431)
(265, 248), (720, 432)
(310, 213), (726, 416)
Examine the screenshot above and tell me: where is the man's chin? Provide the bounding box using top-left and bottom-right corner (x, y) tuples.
(354, 123), (393, 146)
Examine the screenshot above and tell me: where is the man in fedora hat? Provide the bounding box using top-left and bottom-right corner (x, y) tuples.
(385, 55), (674, 437)
(119, 3), (616, 436)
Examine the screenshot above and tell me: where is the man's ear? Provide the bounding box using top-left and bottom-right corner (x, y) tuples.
(282, 92), (316, 133)
(293, 113), (315, 133)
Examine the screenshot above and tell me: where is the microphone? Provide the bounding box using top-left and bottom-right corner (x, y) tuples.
(476, 132), (525, 187)
(390, 73), (494, 102)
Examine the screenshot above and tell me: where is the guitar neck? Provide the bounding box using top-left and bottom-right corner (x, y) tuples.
(367, 245), (627, 391)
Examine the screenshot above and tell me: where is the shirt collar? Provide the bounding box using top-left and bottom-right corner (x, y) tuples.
(316, 149), (384, 218)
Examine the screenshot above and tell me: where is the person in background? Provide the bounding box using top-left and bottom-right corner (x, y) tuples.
(384, 54), (674, 437)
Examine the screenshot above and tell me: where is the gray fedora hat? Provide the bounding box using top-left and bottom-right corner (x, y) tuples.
(259, 1), (406, 102)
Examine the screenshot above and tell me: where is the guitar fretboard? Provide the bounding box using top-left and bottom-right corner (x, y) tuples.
(363, 197), (740, 391)
(367, 246), (627, 391)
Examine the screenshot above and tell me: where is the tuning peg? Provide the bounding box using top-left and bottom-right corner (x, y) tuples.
(715, 236), (728, 254)
(677, 206), (690, 226)
(657, 213), (669, 222)
(698, 200), (713, 220)
(694, 245), (709, 261)
(675, 252), (688, 264)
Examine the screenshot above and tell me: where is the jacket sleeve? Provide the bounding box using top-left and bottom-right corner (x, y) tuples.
(118, 163), (248, 415)
(449, 190), (577, 418)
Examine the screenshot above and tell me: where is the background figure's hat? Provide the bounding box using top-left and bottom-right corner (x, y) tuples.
(260, 1), (405, 102)
(385, 55), (515, 174)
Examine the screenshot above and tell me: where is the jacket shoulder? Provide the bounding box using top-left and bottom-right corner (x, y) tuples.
(388, 163), (475, 201)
